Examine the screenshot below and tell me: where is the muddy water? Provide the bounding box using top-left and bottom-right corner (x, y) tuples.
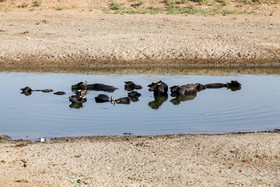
(0, 67), (280, 140)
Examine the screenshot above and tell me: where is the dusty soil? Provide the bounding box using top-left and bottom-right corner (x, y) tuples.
(0, 10), (280, 67)
(1, 2), (280, 186)
(0, 132), (280, 186)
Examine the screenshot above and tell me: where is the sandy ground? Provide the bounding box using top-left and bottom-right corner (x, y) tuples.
(0, 133), (279, 186)
(0, 11), (280, 67)
(1, 7), (280, 186)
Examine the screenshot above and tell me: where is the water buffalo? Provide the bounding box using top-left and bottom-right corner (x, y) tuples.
(124, 81), (143, 91)
(21, 86), (33, 95)
(75, 89), (87, 96)
(69, 90), (87, 103)
(170, 84), (197, 97)
(95, 94), (109, 103)
(148, 81), (168, 96)
(21, 87), (53, 95)
(71, 81), (87, 90)
(128, 91), (141, 102)
(40, 89), (53, 93)
(88, 83), (118, 92)
(226, 80), (241, 88)
(194, 83), (206, 91)
(205, 83), (226, 89)
(111, 96), (131, 104)
(54, 91), (66, 95)
(71, 81), (117, 92)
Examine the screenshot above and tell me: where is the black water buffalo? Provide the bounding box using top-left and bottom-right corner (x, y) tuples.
(205, 83), (226, 89)
(170, 84), (197, 97)
(199, 80), (241, 90)
(88, 83), (117, 92)
(21, 87), (54, 95)
(69, 95), (87, 103)
(72, 81), (117, 92)
(124, 81), (143, 91)
(53, 91), (66, 95)
(111, 96), (131, 104)
(194, 83), (206, 91)
(69, 90), (87, 103)
(75, 89), (87, 96)
(95, 94), (109, 103)
(21, 86), (33, 95)
(225, 80), (241, 88)
(128, 91), (141, 102)
(148, 81), (168, 96)
(71, 81), (87, 90)
(148, 95), (168, 110)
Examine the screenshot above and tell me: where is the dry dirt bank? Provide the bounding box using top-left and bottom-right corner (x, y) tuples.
(0, 132), (280, 186)
(0, 11), (280, 67)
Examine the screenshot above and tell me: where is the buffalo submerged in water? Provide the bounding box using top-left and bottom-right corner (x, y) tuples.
(71, 81), (118, 92)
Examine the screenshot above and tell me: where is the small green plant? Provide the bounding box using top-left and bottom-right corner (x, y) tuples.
(102, 8), (111, 13)
(29, 8), (35, 11)
(197, 0), (211, 5)
(221, 0), (230, 5)
(138, 0), (144, 5)
(33, 1), (41, 7)
(164, 0), (175, 5)
(56, 7), (63, 10)
(149, 6), (164, 14)
(18, 3), (29, 8)
(181, 0), (188, 3)
(111, 1), (122, 10)
(244, 0), (252, 4)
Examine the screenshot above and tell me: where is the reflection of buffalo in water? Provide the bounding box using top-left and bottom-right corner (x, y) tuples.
(170, 84), (197, 97)
(111, 96), (131, 104)
(72, 81), (117, 92)
(69, 103), (84, 109)
(148, 95), (168, 110)
(148, 81), (168, 96)
(124, 81), (142, 91)
(170, 93), (197, 105)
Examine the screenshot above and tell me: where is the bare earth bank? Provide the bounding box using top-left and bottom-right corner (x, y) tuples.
(0, 11), (280, 67)
(0, 133), (280, 186)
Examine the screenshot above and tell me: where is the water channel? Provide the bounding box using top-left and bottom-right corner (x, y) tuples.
(1, 66), (280, 140)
